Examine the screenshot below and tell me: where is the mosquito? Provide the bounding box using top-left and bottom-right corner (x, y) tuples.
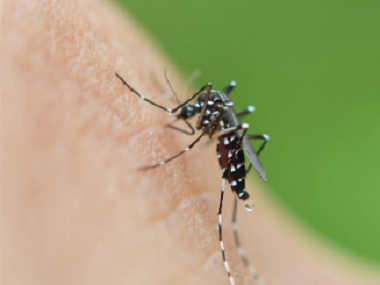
(116, 72), (270, 285)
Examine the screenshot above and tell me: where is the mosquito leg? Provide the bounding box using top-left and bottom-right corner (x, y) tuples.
(222, 80), (237, 95)
(229, 135), (265, 284)
(248, 134), (270, 156)
(245, 134), (270, 174)
(171, 83), (210, 113)
(139, 118), (218, 170)
(219, 178), (235, 285)
(232, 195), (266, 284)
(236, 106), (256, 118)
(116, 73), (172, 113)
(246, 163), (253, 175)
(214, 123), (250, 138)
(165, 120), (195, 136)
(231, 134), (265, 283)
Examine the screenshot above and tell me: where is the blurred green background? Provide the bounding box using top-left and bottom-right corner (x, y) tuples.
(117, 0), (380, 266)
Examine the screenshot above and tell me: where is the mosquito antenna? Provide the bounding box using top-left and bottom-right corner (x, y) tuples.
(164, 68), (180, 104)
(184, 70), (201, 99)
(150, 71), (177, 104)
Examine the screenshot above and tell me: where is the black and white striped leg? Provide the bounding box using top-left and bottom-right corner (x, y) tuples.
(171, 83), (210, 113)
(246, 134), (270, 174)
(236, 106), (256, 118)
(232, 195), (266, 285)
(165, 120), (195, 136)
(222, 80), (237, 95)
(139, 118), (219, 170)
(248, 134), (270, 156)
(116, 73), (209, 115)
(219, 178), (235, 285)
(116, 73), (172, 113)
(214, 123), (250, 138)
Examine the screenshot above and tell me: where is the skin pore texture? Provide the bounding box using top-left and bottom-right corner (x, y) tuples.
(2, 0), (380, 284)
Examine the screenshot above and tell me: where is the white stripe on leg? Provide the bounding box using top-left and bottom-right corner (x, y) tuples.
(232, 195), (265, 284)
(218, 178), (235, 285)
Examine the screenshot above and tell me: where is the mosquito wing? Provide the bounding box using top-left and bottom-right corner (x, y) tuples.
(241, 134), (267, 182)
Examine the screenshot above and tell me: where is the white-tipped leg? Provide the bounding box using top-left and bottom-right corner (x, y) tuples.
(139, 118), (220, 171)
(247, 134), (270, 157)
(116, 73), (172, 113)
(236, 105), (256, 117)
(232, 195), (266, 284)
(214, 123), (250, 138)
(222, 80), (237, 95)
(218, 179), (235, 285)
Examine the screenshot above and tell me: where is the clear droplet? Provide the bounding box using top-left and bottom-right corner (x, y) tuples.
(244, 200), (254, 212)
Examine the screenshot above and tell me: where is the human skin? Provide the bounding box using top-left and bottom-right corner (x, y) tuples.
(2, 0), (380, 284)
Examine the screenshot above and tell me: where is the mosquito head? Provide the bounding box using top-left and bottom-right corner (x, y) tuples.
(175, 104), (196, 120)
